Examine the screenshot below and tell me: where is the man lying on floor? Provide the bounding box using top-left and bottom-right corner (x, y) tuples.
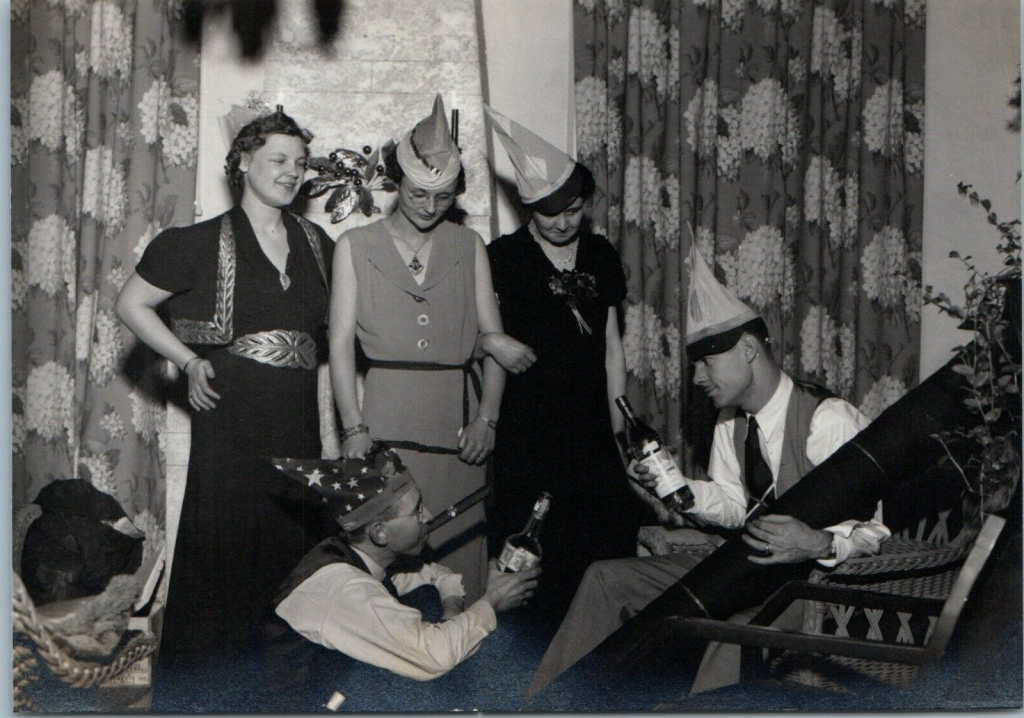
(269, 447), (539, 680)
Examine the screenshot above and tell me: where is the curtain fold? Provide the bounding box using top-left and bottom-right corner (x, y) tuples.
(575, 0), (924, 471)
(12, 0), (200, 547)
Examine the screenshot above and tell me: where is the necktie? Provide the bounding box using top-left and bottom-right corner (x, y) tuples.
(743, 413), (774, 511)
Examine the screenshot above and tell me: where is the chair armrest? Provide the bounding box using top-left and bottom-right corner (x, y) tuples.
(663, 616), (929, 665)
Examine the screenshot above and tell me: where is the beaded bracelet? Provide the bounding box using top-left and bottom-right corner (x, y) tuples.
(341, 423), (369, 441)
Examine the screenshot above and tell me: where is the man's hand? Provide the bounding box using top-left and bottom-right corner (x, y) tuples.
(626, 460), (687, 527)
(479, 333), (537, 375)
(627, 459), (660, 493)
(742, 514), (833, 564)
(481, 559), (540, 612)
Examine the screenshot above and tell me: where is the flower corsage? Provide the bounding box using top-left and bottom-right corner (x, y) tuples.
(549, 270), (598, 334)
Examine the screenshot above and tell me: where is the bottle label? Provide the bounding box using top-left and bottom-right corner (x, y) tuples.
(639, 441), (687, 498)
(497, 544), (540, 573)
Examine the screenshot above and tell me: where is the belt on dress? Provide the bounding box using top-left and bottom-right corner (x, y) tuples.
(367, 358), (482, 455)
(227, 330), (318, 370)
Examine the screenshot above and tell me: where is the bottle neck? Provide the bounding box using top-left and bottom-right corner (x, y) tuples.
(522, 512), (545, 538)
(616, 397), (639, 429)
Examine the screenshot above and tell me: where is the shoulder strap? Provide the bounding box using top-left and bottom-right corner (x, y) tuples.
(791, 378), (835, 406)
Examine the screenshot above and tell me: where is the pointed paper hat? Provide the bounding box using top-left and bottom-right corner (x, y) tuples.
(219, 105), (264, 151)
(218, 102), (295, 151)
(268, 445), (413, 532)
(395, 94), (462, 190)
(685, 244), (764, 361)
(484, 105), (589, 215)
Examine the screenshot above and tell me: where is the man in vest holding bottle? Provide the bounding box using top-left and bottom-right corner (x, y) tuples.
(268, 447), (539, 681)
(529, 245), (889, 697)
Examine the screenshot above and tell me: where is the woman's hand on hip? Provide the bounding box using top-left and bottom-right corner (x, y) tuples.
(480, 333), (536, 375)
(458, 416), (495, 465)
(186, 358), (220, 411)
(342, 432), (373, 459)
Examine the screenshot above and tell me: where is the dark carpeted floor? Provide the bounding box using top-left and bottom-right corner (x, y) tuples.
(22, 530), (1022, 713)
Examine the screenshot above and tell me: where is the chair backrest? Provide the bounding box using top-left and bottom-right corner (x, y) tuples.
(922, 513), (1006, 663)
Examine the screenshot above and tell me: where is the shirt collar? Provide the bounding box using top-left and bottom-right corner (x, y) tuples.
(351, 546), (387, 582)
(750, 372), (793, 442)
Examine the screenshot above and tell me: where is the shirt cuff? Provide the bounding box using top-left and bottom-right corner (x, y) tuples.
(434, 573), (467, 602)
(466, 599), (498, 632)
(816, 519), (891, 567)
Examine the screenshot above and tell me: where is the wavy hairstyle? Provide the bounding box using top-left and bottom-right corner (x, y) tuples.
(224, 108), (314, 191)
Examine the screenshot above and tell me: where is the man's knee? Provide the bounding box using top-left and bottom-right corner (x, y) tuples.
(583, 558), (633, 595)
(583, 557), (659, 617)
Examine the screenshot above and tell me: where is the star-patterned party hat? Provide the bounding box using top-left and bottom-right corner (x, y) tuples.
(484, 104), (590, 216)
(395, 94), (462, 190)
(268, 445), (413, 532)
(685, 243), (765, 361)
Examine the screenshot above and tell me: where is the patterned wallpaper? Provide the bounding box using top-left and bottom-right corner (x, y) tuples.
(265, 0), (491, 237)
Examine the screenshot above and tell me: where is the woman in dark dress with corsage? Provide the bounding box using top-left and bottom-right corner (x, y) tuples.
(115, 107), (335, 681)
(481, 107), (642, 613)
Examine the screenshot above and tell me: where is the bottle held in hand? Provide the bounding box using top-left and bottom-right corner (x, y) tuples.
(497, 492), (551, 573)
(615, 396), (694, 513)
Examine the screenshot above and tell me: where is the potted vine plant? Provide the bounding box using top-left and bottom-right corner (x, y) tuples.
(924, 184), (1022, 518)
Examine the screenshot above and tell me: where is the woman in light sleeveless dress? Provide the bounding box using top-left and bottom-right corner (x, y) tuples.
(329, 97), (504, 600)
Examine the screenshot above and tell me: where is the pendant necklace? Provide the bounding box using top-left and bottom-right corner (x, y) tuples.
(261, 221), (290, 290)
(388, 217), (433, 276)
(530, 222), (578, 270)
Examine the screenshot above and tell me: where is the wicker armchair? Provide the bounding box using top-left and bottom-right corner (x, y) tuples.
(11, 504), (159, 711)
(784, 509), (974, 689)
(655, 513), (1006, 695)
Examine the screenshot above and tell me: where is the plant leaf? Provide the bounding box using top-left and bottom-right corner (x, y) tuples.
(357, 188), (375, 217)
(325, 186), (351, 213)
(952, 364), (975, 377)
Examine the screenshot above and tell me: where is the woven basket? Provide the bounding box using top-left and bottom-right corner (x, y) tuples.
(11, 502), (159, 708)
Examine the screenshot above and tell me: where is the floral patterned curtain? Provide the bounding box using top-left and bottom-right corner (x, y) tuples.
(11, 0), (199, 544)
(575, 0), (924, 470)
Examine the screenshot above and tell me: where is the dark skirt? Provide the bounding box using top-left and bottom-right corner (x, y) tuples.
(490, 396), (641, 615)
(158, 347), (334, 668)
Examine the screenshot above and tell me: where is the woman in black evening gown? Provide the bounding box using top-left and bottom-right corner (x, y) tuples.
(115, 108), (335, 686)
(482, 108), (642, 613)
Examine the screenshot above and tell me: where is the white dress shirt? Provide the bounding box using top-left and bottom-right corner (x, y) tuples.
(275, 547), (497, 681)
(686, 373), (890, 565)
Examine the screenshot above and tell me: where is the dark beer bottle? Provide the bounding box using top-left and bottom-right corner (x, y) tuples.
(497, 492), (551, 573)
(616, 395), (694, 513)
